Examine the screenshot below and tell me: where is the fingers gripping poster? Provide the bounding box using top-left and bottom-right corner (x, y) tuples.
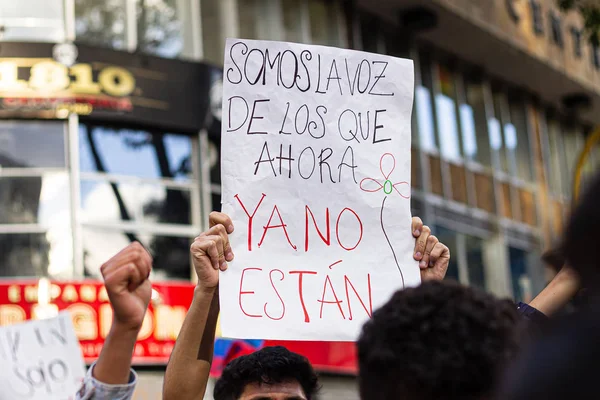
(220, 39), (417, 341)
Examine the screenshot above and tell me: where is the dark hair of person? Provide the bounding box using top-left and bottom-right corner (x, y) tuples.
(357, 281), (521, 400)
(213, 346), (319, 400)
(564, 171), (600, 288)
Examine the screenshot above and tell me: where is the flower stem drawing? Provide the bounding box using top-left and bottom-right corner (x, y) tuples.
(360, 153), (410, 288)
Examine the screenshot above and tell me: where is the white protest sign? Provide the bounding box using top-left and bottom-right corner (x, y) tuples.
(0, 312), (86, 400)
(220, 39), (418, 341)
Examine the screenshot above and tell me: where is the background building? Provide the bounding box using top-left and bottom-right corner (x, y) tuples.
(0, 0), (598, 399)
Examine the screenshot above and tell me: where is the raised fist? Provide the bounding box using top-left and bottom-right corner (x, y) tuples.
(100, 242), (152, 332)
(191, 212), (234, 292)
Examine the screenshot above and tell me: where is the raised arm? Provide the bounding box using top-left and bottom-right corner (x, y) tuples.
(529, 266), (580, 316)
(163, 212), (234, 400)
(77, 242), (152, 400)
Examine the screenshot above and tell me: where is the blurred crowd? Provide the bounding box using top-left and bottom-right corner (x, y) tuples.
(74, 171), (600, 400)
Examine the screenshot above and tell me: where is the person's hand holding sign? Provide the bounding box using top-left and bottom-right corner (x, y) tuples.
(412, 217), (450, 282)
(191, 212), (235, 292)
(164, 212), (234, 400)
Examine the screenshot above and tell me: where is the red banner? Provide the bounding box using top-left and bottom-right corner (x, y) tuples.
(0, 280), (195, 365)
(0, 280), (358, 373)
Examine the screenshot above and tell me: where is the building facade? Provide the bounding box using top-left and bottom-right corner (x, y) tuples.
(0, 0), (598, 399)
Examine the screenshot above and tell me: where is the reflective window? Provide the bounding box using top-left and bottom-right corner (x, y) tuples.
(435, 64), (461, 162)
(509, 247), (533, 303)
(0, 0), (65, 42)
(283, 0), (305, 43)
(546, 116), (567, 197)
(0, 173), (71, 225)
(82, 228), (191, 280)
(238, 0), (259, 40)
(308, 0), (340, 46)
(80, 180), (191, 225)
(0, 121), (65, 168)
(435, 226), (459, 282)
(201, 0), (226, 65)
(465, 235), (486, 290)
(0, 231), (72, 278)
(462, 77), (491, 166)
(137, 0), (188, 58)
(416, 53), (437, 152)
(492, 91), (509, 173)
(79, 125), (193, 181)
(508, 98), (533, 181)
(75, 0), (127, 50)
(563, 125), (584, 198)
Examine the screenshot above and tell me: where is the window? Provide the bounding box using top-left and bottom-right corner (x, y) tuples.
(465, 235), (486, 290)
(75, 0), (127, 50)
(545, 116), (567, 198)
(0, 0), (65, 42)
(507, 97), (533, 181)
(435, 64), (461, 162)
(492, 91), (509, 173)
(416, 52), (437, 152)
(308, 0), (341, 46)
(0, 121), (72, 278)
(238, 0), (260, 40)
(282, 0), (306, 43)
(435, 226), (459, 282)
(563, 124), (584, 198)
(509, 247), (533, 303)
(78, 124), (199, 281)
(137, 0), (190, 58)
(462, 77), (491, 166)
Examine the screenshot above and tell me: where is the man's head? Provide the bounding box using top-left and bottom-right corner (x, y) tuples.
(357, 281), (520, 400)
(213, 346), (319, 400)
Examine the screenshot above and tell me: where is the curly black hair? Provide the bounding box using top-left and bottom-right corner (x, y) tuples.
(357, 281), (520, 400)
(213, 346), (319, 400)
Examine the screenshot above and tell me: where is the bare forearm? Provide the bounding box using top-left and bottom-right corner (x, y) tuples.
(164, 287), (219, 400)
(93, 324), (138, 384)
(530, 268), (580, 316)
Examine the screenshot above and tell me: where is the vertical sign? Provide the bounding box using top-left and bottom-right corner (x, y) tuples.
(220, 39), (417, 341)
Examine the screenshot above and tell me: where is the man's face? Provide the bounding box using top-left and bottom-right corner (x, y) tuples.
(239, 380), (307, 400)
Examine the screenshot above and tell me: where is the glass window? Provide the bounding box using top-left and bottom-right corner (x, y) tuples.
(137, 0), (191, 58)
(80, 180), (192, 225)
(462, 77), (491, 166)
(75, 0), (126, 50)
(492, 91), (509, 173)
(563, 125), (584, 198)
(416, 53), (437, 152)
(308, 0), (340, 46)
(238, 0), (259, 40)
(465, 235), (486, 290)
(509, 247), (532, 303)
(283, 0), (305, 43)
(435, 226), (460, 282)
(201, 0), (226, 65)
(435, 64), (461, 162)
(0, 231), (73, 278)
(79, 125), (193, 181)
(0, 0), (65, 42)
(0, 173), (71, 225)
(0, 121), (65, 169)
(82, 227), (191, 280)
(508, 98), (533, 181)
(546, 116), (567, 197)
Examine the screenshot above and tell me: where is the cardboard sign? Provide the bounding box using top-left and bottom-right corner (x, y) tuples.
(0, 312), (86, 399)
(220, 39), (417, 341)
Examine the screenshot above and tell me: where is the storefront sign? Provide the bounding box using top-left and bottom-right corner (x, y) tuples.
(0, 42), (212, 133)
(0, 280), (195, 365)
